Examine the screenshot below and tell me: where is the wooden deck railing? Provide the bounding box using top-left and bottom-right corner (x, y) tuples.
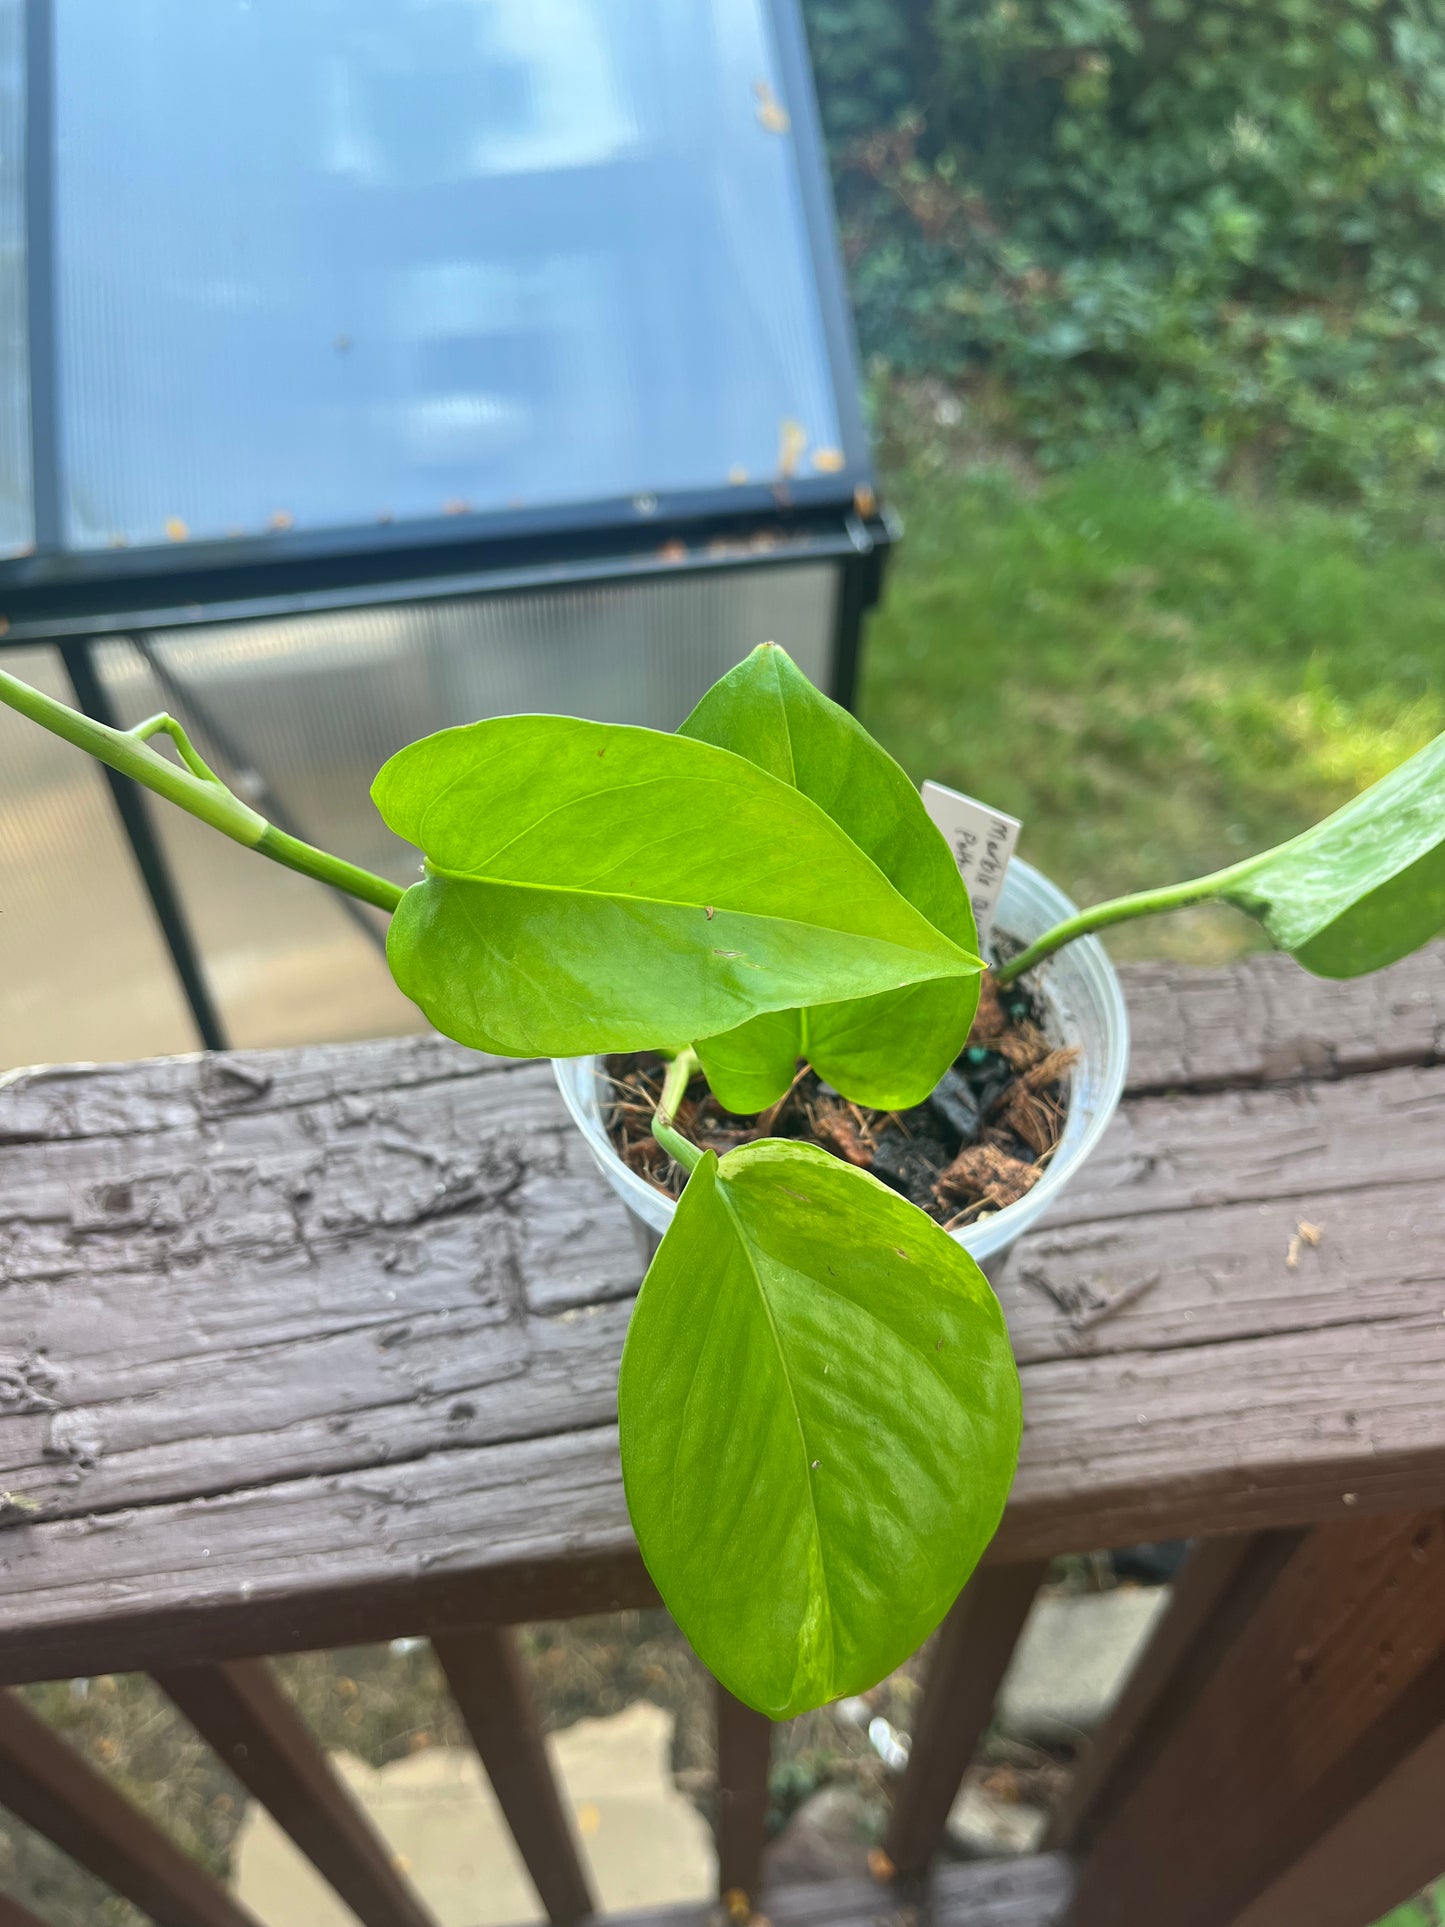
(0, 945), (1442, 1927)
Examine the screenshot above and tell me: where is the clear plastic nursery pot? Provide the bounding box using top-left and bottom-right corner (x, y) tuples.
(553, 857), (1129, 1273)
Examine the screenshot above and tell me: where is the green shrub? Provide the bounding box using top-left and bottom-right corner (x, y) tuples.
(804, 0), (1445, 501)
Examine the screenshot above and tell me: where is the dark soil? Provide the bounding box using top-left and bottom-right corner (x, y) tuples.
(604, 974), (1076, 1231)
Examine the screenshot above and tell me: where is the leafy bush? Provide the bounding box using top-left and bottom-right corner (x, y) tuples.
(804, 0), (1445, 499)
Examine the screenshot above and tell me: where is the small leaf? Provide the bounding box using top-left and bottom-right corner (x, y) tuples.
(373, 715), (979, 1056)
(686, 1007), (803, 1116)
(681, 645), (981, 1111)
(1221, 730), (1445, 977)
(618, 1140), (1021, 1718)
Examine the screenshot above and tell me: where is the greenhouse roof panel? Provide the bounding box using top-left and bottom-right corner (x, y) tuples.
(19, 0), (865, 567)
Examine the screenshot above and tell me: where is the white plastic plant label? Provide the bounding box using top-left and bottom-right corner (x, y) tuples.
(921, 780), (1022, 948)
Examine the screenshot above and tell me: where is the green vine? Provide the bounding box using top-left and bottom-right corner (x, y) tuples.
(0, 665), (403, 915)
(652, 1048), (704, 1173)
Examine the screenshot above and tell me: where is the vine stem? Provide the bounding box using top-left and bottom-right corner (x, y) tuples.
(993, 863), (1251, 985)
(0, 664), (405, 915)
(652, 1046), (703, 1175)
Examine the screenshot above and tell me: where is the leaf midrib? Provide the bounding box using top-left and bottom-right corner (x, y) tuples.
(714, 1175), (837, 1696)
(771, 657), (811, 1067)
(416, 870), (977, 974)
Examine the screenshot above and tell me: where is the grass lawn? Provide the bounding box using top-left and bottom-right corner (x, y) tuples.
(861, 419), (1445, 964)
(1379, 1890), (1445, 1926)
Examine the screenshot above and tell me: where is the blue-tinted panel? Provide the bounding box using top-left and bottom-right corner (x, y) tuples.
(0, 0), (30, 558)
(53, 0), (846, 552)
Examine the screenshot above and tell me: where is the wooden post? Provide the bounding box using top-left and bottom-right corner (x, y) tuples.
(1066, 1508), (1445, 1927)
(1230, 1715), (1445, 1927)
(156, 1659), (437, 1927)
(715, 1685), (773, 1909)
(883, 1561), (1047, 1879)
(1049, 1530), (1304, 1851)
(0, 1690), (261, 1927)
(433, 1627), (596, 1926)
(0, 1894), (52, 1927)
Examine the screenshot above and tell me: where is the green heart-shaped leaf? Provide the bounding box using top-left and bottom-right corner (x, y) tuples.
(373, 715), (980, 1056)
(618, 1139), (1021, 1718)
(680, 645), (980, 1112)
(1222, 729), (1445, 976)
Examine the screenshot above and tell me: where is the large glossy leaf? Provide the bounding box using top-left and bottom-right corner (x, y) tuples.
(617, 1139), (1022, 1718)
(1220, 729), (1445, 977)
(373, 715), (979, 1056)
(680, 645), (981, 1112)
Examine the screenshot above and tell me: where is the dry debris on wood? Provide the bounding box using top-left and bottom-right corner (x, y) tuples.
(1285, 1219), (1324, 1269)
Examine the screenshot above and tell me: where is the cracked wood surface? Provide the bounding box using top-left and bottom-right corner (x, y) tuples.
(0, 945), (1441, 1681)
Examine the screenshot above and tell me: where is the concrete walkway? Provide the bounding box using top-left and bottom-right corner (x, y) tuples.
(232, 1702), (713, 1925)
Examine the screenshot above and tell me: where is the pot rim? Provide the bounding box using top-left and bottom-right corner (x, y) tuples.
(553, 855), (1129, 1264)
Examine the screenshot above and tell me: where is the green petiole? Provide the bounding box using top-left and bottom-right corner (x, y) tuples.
(0, 665), (405, 916)
(652, 1046), (703, 1174)
(993, 864), (1251, 984)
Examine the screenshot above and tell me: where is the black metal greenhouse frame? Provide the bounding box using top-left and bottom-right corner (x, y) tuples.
(1, 0), (894, 1052)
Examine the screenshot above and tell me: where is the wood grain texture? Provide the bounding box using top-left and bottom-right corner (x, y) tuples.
(1047, 1531), (1305, 1851)
(0, 949), (1442, 1680)
(0, 1052), (641, 1525)
(1229, 1714), (1445, 1927)
(1120, 941), (1444, 1092)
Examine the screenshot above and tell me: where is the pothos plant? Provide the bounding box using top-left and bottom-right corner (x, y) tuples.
(2, 645), (1443, 1719)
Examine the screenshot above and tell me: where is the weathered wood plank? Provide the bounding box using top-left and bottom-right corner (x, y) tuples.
(1000, 1172), (1445, 1367)
(1, 1274), (1442, 1684)
(0, 1429), (654, 1683)
(593, 1851), (1075, 1927)
(0, 1032), (488, 1144)
(1003, 1310), (1445, 1558)
(0, 1056), (641, 1520)
(0, 952), (1441, 1679)
(1, 1214), (1439, 1576)
(1121, 942), (1444, 1093)
(0, 1186), (1441, 1671)
(1, 1059), (1440, 1525)
(1042, 1059), (1445, 1232)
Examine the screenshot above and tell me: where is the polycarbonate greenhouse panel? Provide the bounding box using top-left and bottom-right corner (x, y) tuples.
(51, 0), (851, 553)
(0, 0), (30, 559)
(81, 561), (836, 1053)
(0, 649), (196, 1071)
